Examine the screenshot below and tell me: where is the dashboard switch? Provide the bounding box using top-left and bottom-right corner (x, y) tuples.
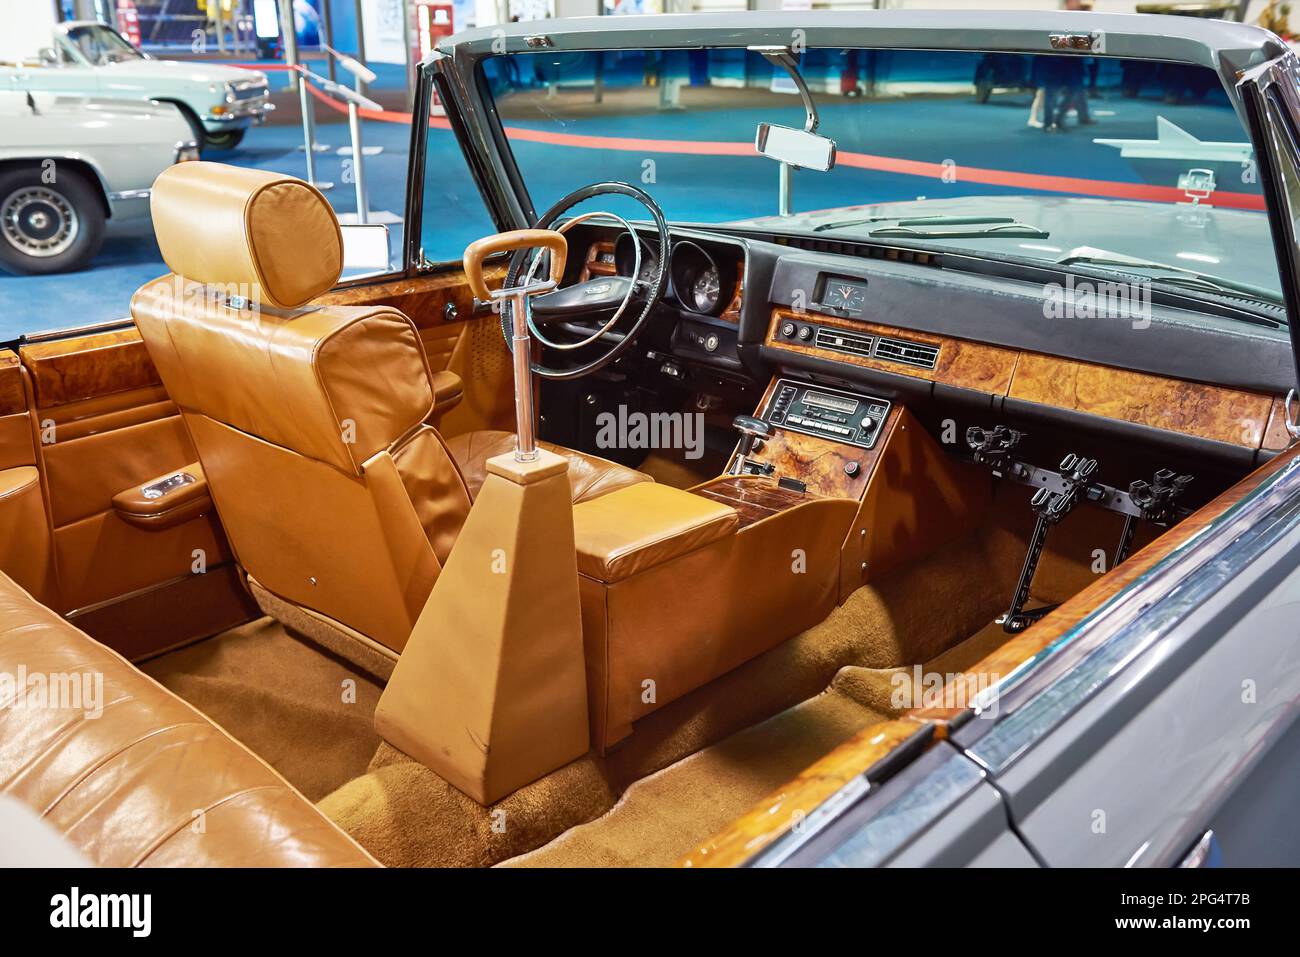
(844, 461), (861, 478)
(797, 325), (812, 342)
(780, 321), (796, 339)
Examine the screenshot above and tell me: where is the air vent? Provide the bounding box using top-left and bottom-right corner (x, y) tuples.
(772, 235), (942, 268)
(874, 336), (940, 369)
(814, 327), (875, 358)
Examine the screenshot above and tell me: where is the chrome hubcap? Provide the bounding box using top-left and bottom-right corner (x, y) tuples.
(2, 186), (79, 258)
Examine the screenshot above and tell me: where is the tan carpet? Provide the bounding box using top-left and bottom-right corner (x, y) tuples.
(139, 617), (385, 801)
(146, 483), (1127, 867)
(497, 620), (1011, 868)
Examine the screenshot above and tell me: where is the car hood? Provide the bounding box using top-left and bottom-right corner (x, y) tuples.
(732, 195), (1279, 296)
(102, 59), (266, 88)
(0, 89), (186, 122)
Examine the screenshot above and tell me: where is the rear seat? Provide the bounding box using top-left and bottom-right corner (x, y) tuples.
(0, 571), (377, 867)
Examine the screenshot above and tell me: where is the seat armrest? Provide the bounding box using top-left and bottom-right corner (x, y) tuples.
(112, 462), (212, 530)
(431, 370), (463, 415)
(573, 483), (739, 583)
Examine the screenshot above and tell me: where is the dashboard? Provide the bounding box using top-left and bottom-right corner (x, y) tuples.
(565, 221), (1294, 465)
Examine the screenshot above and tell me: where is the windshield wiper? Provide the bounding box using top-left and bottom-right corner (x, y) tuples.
(814, 215), (1048, 240)
(1057, 251), (1285, 318)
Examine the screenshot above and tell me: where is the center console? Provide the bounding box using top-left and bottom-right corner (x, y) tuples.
(765, 378), (891, 451)
(701, 375), (987, 599)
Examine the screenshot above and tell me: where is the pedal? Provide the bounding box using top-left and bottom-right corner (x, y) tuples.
(999, 451), (1096, 634)
(966, 424), (1025, 471)
(1113, 468), (1194, 565)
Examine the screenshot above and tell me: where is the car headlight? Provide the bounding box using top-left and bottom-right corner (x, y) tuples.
(175, 140), (201, 163)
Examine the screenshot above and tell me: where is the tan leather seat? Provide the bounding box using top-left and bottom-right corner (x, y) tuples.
(0, 571), (376, 867)
(130, 162), (648, 655)
(446, 430), (648, 504)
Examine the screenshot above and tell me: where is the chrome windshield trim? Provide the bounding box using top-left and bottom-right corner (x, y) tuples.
(965, 454), (1300, 774)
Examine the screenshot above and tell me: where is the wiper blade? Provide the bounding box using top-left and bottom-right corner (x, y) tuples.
(870, 220), (1048, 240)
(1058, 252), (1284, 316)
(814, 215), (1048, 239)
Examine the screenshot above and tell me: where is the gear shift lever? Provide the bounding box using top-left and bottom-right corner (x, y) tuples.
(732, 414), (773, 475)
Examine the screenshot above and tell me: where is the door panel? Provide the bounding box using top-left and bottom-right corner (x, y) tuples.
(0, 349), (55, 605)
(13, 329), (253, 652)
(317, 266), (516, 437)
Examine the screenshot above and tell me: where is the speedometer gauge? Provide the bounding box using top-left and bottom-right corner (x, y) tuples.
(692, 267), (721, 313)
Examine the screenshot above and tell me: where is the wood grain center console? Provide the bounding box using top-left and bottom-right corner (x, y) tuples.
(699, 376), (987, 599)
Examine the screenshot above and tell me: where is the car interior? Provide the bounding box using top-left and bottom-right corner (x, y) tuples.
(0, 150), (1294, 868)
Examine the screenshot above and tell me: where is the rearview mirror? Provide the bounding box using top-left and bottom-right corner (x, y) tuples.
(755, 123), (836, 172)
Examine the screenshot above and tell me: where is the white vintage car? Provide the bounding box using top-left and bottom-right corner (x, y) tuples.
(0, 90), (197, 275)
(0, 20), (272, 151)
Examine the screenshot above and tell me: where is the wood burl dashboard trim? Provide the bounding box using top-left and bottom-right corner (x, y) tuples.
(768, 307), (1019, 394)
(766, 307), (1288, 451)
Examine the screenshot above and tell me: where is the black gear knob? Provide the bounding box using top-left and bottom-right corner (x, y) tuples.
(733, 414), (772, 457)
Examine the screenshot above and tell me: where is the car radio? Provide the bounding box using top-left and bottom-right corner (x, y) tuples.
(762, 378), (891, 450)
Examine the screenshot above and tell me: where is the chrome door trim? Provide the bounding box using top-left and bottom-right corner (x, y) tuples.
(751, 747), (985, 868)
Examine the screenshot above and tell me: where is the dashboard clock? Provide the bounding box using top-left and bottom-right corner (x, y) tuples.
(822, 277), (868, 314)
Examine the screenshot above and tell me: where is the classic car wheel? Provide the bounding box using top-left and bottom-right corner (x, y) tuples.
(0, 168), (106, 276)
(203, 129), (246, 151)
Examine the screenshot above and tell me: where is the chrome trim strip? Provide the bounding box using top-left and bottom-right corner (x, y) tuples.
(754, 751), (984, 868)
(966, 456), (1300, 774)
(107, 188), (150, 201)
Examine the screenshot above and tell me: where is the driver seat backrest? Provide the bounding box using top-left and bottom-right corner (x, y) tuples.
(131, 162), (473, 654)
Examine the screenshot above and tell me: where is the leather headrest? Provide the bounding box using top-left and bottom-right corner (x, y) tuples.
(151, 162), (342, 309)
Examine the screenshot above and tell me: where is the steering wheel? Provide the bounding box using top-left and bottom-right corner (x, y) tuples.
(503, 182), (671, 381)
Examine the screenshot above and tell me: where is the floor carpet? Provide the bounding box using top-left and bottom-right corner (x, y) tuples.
(139, 617), (385, 802)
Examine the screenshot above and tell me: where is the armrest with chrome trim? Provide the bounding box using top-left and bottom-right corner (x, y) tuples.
(112, 463), (212, 530)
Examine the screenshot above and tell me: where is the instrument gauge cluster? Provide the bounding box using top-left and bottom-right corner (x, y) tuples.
(614, 233), (737, 317)
(668, 240), (736, 317)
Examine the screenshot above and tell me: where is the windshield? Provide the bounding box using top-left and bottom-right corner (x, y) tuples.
(63, 24), (143, 65)
(481, 48), (1280, 304)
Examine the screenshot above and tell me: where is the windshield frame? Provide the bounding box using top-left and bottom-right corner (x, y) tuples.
(58, 24), (147, 67)
(433, 11), (1284, 231)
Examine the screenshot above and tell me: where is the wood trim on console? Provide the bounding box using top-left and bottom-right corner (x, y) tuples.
(693, 475), (816, 527)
